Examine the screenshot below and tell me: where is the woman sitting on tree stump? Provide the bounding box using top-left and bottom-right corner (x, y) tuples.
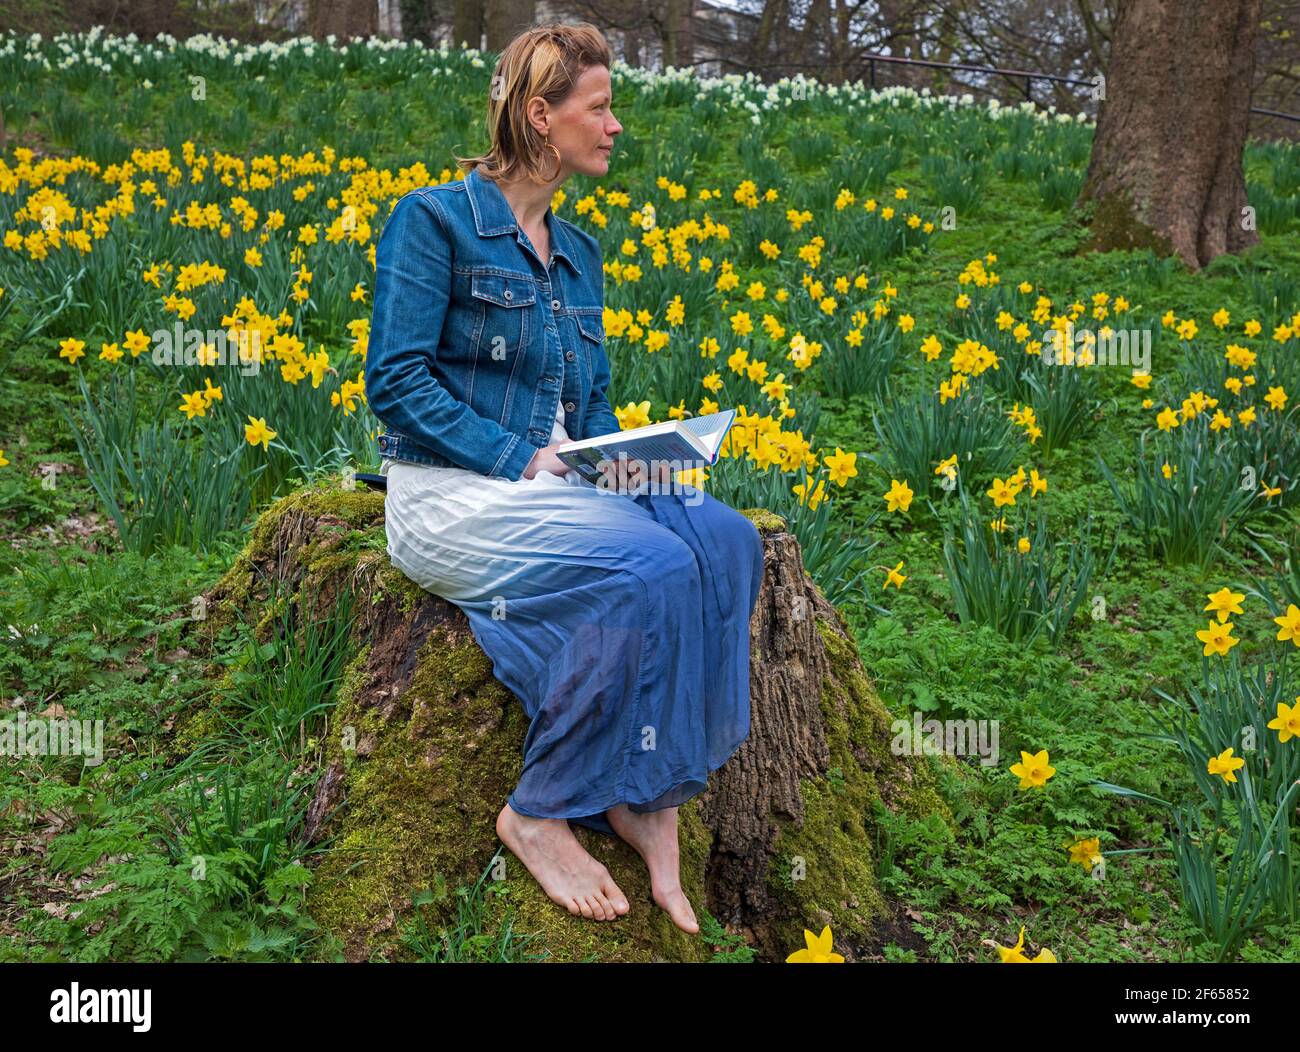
(363, 21), (765, 934)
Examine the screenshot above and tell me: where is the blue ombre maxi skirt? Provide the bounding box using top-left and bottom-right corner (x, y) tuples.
(381, 460), (766, 837)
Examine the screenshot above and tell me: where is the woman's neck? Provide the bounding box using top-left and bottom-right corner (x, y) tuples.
(495, 171), (564, 230)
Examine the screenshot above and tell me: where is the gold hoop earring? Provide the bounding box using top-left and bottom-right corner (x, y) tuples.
(542, 133), (562, 180)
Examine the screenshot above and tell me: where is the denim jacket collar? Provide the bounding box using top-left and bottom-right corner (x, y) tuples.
(465, 165), (582, 277)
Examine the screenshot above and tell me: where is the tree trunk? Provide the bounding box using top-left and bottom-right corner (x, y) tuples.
(484, 0), (535, 54)
(1077, 0), (1262, 270)
(397, 0), (436, 44)
(800, 0), (831, 75)
(753, 0), (788, 69)
(451, 0), (483, 50)
(190, 485), (953, 963)
(623, 27), (641, 68)
(663, 0), (695, 69)
(308, 0), (378, 40)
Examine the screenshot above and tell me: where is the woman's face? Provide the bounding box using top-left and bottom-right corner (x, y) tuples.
(544, 64), (621, 180)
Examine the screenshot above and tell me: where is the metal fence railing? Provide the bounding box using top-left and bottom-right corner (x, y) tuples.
(859, 52), (1300, 124)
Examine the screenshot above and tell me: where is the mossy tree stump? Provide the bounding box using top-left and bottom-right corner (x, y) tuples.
(191, 483), (951, 962)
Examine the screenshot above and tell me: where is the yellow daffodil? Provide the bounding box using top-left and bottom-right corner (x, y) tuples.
(1196, 619), (1238, 657)
(1067, 837), (1102, 870)
(244, 415), (277, 450)
(1266, 698), (1300, 743)
(995, 926), (1057, 963)
(1207, 746), (1245, 783)
(1203, 588), (1245, 623)
(987, 477), (1017, 507)
(793, 477), (827, 510)
(1275, 604), (1300, 646)
(823, 447), (858, 487)
(786, 924), (845, 963)
(178, 390), (207, 419)
(883, 561), (906, 590)
(124, 329), (151, 357)
(1010, 749), (1055, 789)
(883, 478), (913, 513)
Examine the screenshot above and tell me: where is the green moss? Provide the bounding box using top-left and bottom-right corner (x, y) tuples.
(203, 487), (387, 638)
(739, 506), (787, 534)
(387, 565), (427, 615)
(1077, 191), (1176, 260)
(168, 697), (231, 758)
(760, 615), (955, 953)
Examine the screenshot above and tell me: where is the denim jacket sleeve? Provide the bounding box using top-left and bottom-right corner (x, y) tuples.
(365, 192), (537, 481)
(581, 343), (621, 441)
(577, 253), (621, 442)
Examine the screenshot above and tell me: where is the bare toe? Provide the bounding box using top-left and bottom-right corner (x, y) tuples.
(655, 886), (699, 934)
(602, 875), (630, 915)
(498, 804), (630, 923)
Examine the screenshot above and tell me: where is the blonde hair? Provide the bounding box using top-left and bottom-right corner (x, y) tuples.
(454, 21), (613, 186)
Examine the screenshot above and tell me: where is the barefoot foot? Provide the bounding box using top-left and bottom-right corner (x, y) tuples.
(606, 803), (699, 934)
(496, 803), (629, 920)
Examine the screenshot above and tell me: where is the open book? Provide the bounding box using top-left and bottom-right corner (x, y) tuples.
(556, 408), (737, 486)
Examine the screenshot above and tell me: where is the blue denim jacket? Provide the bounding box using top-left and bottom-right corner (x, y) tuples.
(366, 166), (620, 480)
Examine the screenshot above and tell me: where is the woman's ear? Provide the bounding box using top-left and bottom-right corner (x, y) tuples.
(524, 95), (550, 138)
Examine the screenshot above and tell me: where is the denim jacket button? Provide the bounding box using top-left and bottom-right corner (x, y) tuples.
(564, 350), (575, 361)
(564, 401), (576, 412)
(504, 289), (513, 301)
(551, 298), (560, 310)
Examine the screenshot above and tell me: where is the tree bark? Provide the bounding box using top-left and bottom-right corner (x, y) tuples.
(308, 0), (378, 40)
(485, 0), (536, 54)
(451, 0), (483, 50)
(663, 0), (696, 69)
(1077, 0), (1262, 270)
(193, 485), (952, 963)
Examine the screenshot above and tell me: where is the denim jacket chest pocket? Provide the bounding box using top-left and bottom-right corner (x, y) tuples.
(460, 267), (536, 414)
(568, 309), (604, 379)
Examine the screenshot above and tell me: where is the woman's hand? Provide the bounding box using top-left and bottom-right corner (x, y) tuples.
(522, 443), (570, 479)
(595, 453), (675, 493)
(524, 446), (674, 491)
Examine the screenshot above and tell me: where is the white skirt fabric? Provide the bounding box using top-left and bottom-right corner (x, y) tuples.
(379, 399), (585, 599)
